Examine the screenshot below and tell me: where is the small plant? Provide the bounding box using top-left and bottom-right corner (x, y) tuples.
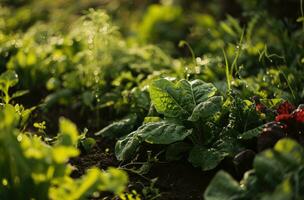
(0, 105), (128, 200)
(0, 70), (28, 105)
(204, 138), (304, 200)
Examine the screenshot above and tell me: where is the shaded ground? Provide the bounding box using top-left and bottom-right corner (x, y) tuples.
(69, 138), (219, 200)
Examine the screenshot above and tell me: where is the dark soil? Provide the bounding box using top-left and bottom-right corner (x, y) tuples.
(69, 137), (220, 200)
(34, 101), (232, 200)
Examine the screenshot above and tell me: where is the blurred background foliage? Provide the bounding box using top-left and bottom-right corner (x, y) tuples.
(0, 0), (303, 130)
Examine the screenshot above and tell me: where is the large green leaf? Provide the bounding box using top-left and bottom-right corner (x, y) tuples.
(185, 80), (218, 103)
(188, 145), (228, 170)
(139, 121), (192, 144)
(204, 171), (244, 200)
(237, 125), (264, 140)
(188, 96), (223, 121)
(149, 78), (217, 119)
(95, 114), (137, 138)
(115, 121), (192, 160)
(175, 79), (218, 112)
(149, 78), (190, 118)
(115, 131), (142, 161)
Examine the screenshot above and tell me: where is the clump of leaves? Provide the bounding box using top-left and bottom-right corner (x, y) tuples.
(114, 78), (262, 170)
(0, 105), (128, 200)
(204, 138), (304, 200)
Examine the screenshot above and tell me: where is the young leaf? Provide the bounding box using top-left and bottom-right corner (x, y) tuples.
(0, 70), (19, 89)
(11, 90), (29, 100)
(80, 137), (96, 153)
(57, 117), (79, 147)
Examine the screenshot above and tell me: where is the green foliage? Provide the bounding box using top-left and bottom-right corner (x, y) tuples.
(95, 114), (138, 139)
(0, 70), (28, 104)
(149, 78), (218, 119)
(1, 1), (304, 198)
(138, 5), (184, 44)
(204, 138), (304, 200)
(0, 106), (128, 199)
(114, 78), (262, 170)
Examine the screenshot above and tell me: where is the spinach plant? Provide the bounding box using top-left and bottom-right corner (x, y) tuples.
(114, 78), (262, 170)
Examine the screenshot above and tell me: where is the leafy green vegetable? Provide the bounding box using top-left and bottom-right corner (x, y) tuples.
(115, 78), (253, 170)
(115, 121), (192, 160)
(188, 96), (223, 121)
(140, 121), (192, 144)
(205, 138), (304, 200)
(149, 78), (217, 119)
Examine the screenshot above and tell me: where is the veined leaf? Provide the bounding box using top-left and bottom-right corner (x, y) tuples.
(188, 96), (223, 121)
(115, 121), (192, 160)
(139, 121), (192, 144)
(185, 80), (218, 103)
(149, 78), (217, 119)
(149, 78), (190, 118)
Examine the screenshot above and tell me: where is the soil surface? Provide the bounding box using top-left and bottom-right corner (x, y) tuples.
(69, 138), (220, 200)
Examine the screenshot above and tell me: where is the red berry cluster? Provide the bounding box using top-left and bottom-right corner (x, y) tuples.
(275, 101), (304, 127)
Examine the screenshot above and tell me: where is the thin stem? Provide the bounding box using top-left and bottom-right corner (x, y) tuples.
(301, 0), (304, 31)
(230, 28), (245, 77)
(119, 167), (150, 182)
(222, 49), (231, 92)
(281, 71), (296, 100)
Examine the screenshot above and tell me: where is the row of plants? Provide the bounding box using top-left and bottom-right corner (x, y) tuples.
(0, 0), (304, 199)
(0, 71), (129, 199)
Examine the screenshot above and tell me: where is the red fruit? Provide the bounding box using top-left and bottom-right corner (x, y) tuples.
(275, 114), (292, 123)
(277, 101), (295, 114)
(293, 109), (304, 123)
